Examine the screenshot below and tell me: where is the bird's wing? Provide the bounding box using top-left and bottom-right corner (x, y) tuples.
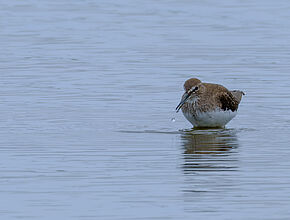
(217, 91), (239, 112)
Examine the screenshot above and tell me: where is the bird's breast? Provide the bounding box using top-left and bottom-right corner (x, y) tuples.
(182, 107), (237, 128)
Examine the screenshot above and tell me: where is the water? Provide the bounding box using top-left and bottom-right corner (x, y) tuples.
(1, 0), (290, 219)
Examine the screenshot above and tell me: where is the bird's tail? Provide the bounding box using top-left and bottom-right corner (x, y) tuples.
(230, 90), (245, 103)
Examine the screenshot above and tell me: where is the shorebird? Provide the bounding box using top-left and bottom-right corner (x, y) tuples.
(176, 78), (244, 128)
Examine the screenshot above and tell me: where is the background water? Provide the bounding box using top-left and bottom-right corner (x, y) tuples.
(1, 0), (290, 219)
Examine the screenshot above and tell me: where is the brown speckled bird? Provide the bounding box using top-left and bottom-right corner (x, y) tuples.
(176, 78), (244, 128)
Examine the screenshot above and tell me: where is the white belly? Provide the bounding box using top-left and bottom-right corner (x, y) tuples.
(183, 110), (237, 128)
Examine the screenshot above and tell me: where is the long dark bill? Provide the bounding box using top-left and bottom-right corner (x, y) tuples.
(176, 93), (190, 113)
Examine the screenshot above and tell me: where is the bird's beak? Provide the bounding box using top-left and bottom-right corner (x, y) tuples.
(176, 93), (190, 113)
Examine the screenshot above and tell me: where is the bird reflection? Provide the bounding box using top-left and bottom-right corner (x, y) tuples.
(181, 129), (239, 174)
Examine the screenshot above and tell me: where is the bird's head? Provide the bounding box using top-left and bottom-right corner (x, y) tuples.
(176, 78), (204, 112)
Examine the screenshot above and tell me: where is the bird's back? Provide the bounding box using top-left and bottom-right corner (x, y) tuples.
(197, 83), (238, 112)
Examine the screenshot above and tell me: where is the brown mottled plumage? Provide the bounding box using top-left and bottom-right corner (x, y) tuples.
(176, 78), (244, 128)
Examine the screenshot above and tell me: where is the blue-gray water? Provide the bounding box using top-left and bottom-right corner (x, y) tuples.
(1, 0), (290, 219)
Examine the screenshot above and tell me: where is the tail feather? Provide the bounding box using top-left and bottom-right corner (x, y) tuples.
(230, 90), (245, 103)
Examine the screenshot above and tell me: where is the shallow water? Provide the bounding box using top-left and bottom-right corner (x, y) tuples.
(1, 0), (290, 219)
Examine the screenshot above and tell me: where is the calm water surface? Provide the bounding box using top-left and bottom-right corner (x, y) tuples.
(1, 0), (290, 219)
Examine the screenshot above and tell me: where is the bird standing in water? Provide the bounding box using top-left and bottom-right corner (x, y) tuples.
(176, 78), (244, 128)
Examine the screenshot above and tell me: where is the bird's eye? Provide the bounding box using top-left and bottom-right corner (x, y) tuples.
(191, 86), (198, 92)
(188, 86), (198, 94)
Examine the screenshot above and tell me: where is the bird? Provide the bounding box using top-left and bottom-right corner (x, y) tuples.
(176, 78), (244, 128)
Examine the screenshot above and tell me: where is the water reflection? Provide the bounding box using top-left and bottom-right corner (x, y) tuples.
(181, 129), (239, 174)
